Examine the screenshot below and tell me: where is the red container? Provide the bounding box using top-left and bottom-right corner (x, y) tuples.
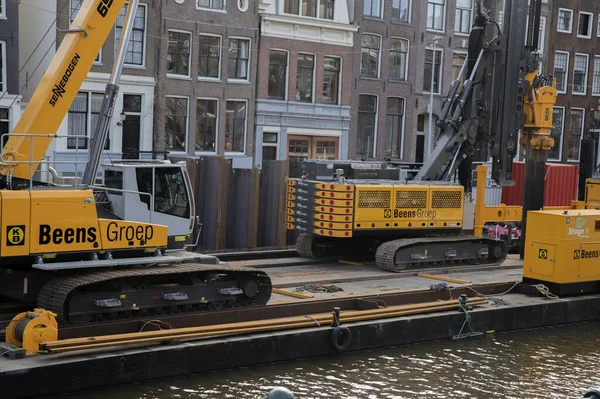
(500, 161), (579, 207)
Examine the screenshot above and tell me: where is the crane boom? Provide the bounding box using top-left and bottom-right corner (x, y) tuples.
(0, 0), (127, 181)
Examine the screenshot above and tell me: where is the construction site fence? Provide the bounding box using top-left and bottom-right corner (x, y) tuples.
(169, 156), (291, 251)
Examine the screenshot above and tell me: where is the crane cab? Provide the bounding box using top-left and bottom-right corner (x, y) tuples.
(98, 160), (196, 249)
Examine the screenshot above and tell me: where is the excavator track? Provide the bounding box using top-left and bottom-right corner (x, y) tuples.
(375, 236), (508, 272)
(37, 263), (272, 325)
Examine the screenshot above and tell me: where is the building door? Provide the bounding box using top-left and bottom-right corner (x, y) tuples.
(122, 116), (140, 159)
(122, 94), (142, 159)
(287, 135), (339, 162)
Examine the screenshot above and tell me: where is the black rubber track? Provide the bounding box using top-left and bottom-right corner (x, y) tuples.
(37, 263), (272, 324)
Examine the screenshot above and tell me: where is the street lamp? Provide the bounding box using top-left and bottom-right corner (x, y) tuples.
(427, 36), (443, 160)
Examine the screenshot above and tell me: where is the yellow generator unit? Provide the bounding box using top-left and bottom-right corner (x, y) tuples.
(522, 209), (600, 296)
(286, 178), (508, 272)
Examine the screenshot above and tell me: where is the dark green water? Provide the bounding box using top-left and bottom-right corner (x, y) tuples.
(64, 322), (600, 399)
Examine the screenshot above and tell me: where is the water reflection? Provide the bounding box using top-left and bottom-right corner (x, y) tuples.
(67, 322), (600, 399)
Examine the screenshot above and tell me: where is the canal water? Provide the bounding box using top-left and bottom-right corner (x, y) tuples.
(66, 322), (600, 399)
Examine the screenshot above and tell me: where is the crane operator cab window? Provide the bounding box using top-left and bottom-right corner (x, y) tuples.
(135, 167), (191, 219)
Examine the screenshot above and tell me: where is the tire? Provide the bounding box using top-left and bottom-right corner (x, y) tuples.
(330, 326), (352, 351)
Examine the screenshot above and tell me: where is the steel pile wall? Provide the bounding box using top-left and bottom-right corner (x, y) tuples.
(170, 157), (288, 251)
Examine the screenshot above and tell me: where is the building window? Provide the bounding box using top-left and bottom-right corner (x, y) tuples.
(319, 0), (334, 20)
(423, 48), (442, 94)
(427, 0), (445, 31)
(296, 54), (315, 102)
(0, 41), (4, 93)
(385, 98), (405, 158)
(262, 132), (278, 161)
(115, 3), (146, 67)
(67, 92), (109, 150)
(568, 108), (584, 161)
(389, 38), (408, 81)
(167, 31), (191, 77)
(197, 0), (225, 10)
(593, 56), (600, 96)
(549, 107), (564, 161)
(228, 38), (250, 81)
(573, 53), (589, 95)
(196, 99), (217, 152)
(452, 52), (467, 83)
(553, 51), (569, 93)
(268, 50), (288, 100)
(578, 12), (593, 38)
(284, 0), (334, 19)
(0, 108), (8, 147)
(455, 0), (472, 34)
(198, 35), (221, 79)
(361, 34), (381, 78)
(557, 8), (573, 33)
(70, 0), (101, 62)
(392, 0), (410, 23)
(165, 97), (188, 152)
(0, 0), (5, 18)
(225, 101), (247, 152)
(357, 95), (377, 159)
(364, 0), (382, 18)
(323, 56), (341, 105)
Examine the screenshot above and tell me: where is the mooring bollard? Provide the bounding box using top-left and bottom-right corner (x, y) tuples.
(331, 307), (341, 327)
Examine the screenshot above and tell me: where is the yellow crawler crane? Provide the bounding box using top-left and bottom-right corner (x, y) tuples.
(286, 179), (508, 272)
(0, 0), (271, 326)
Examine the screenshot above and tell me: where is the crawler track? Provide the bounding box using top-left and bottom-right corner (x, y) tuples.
(38, 263), (272, 325)
(296, 233), (508, 272)
(375, 236), (508, 272)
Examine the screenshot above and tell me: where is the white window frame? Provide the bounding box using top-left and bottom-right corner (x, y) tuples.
(392, 0), (412, 24)
(360, 33), (382, 79)
(577, 11), (594, 39)
(281, 0), (336, 20)
(165, 95), (190, 154)
(423, 47), (443, 95)
(557, 8), (573, 34)
(66, 91), (112, 151)
(572, 53), (589, 96)
(385, 96), (406, 158)
(322, 54), (342, 105)
(195, 97), (219, 155)
(115, 3), (148, 69)
(0, 41), (5, 93)
(426, 0), (446, 33)
(454, 0), (473, 36)
(364, 0), (383, 19)
(389, 37), (410, 81)
(166, 29), (192, 80)
(568, 107), (585, 162)
(593, 56), (600, 97)
(268, 48), (290, 101)
(295, 52), (316, 103)
(196, 0), (226, 13)
(357, 93), (379, 159)
(262, 130), (279, 160)
(553, 50), (569, 94)
(227, 36), (251, 84)
(198, 33), (222, 82)
(225, 99), (249, 155)
(597, 14), (600, 37)
(0, 0), (6, 19)
(549, 106), (565, 161)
